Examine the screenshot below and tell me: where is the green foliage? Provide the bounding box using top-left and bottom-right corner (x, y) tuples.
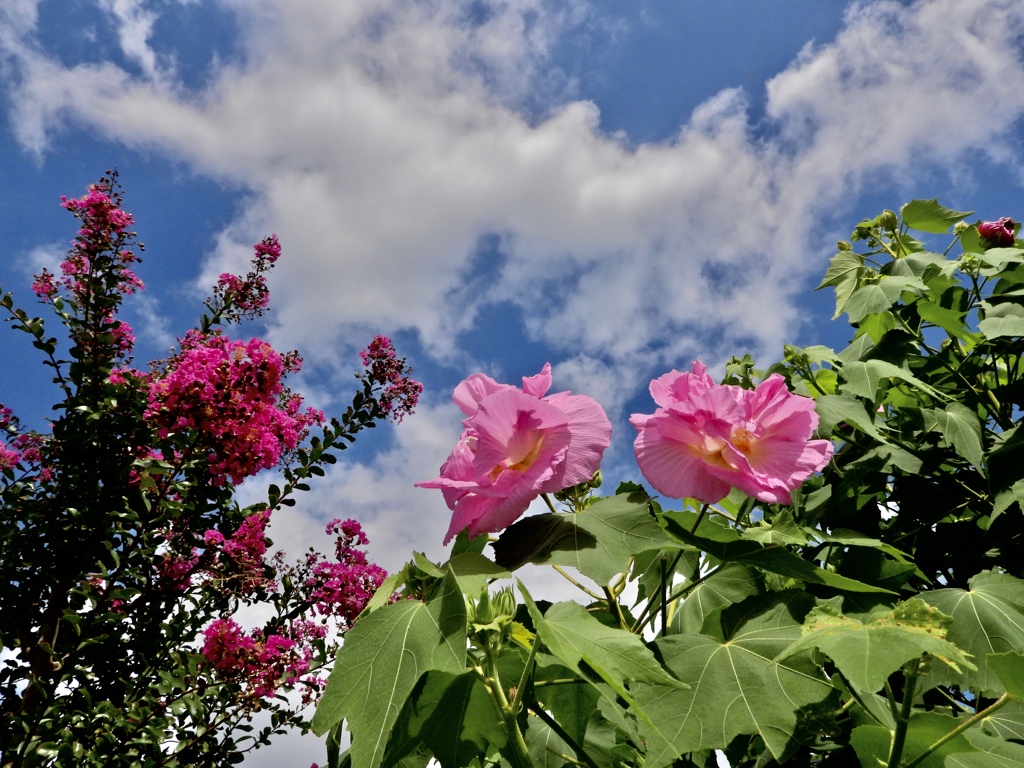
(310, 197), (1024, 768)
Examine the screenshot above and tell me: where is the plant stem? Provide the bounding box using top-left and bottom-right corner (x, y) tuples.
(476, 641), (534, 768)
(901, 694), (1010, 768)
(552, 565), (602, 600)
(886, 660), (922, 768)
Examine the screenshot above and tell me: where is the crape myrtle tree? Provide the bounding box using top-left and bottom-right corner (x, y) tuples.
(312, 201), (1024, 768)
(0, 173), (422, 767)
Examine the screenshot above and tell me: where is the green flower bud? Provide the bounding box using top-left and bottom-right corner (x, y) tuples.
(953, 221), (970, 236)
(879, 210), (899, 231)
(493, 587), (517, 619)
(836, 240), (852, 251)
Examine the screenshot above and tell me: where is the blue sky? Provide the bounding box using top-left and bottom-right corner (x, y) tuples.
(3, 0), (1024, 763)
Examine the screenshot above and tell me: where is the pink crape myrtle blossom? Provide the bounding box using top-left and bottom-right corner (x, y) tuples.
(359, 335), (423, 423)
(301, 518), (387, 629)
(418, 363), (612, 543)
(201, 618), (310, 699)
(631, 361), (834, 505)
(212, 235), (281, 321)
(145, 331), (325, 484)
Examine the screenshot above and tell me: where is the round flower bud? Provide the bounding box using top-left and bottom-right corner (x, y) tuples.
(879, 210), (899, 231)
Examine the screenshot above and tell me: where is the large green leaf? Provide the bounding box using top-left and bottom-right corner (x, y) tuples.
(900, 199), (973, 234)
(525, 597), (685, 691)
(818, 250), (865, 319)
(741, 510), (809, 546)
(776, 599), (972, 696)
(493, 493), (682, 584)
(919, 573), (1024, 697)
(977, 247), (1024, 276)
(978, 301), (1024, 339)
(845, 277), (927, 323)
(659, 515), (894, 594)
(887, 251), (958, 280)
(839, 359), (942, 401)
(446, 552), (512, 594)
(852, 712), (986, 768)
(901, 712), (980, 768)
(816, 395), (888, 442)
(922, 402), (985, 471)
(521, 583), (685, 765)
(525, 717), (573, 768)
(534, 659), (600, 746)
(953, 708), (1024, 768)
(312, 571), (468, 768)
(986, 651), (1024, 698)
(673, 563), (764, 635)
(382, 671), (506, 768)
(981, 698), (1024, 741)
(634, 594), (833, 765)
(918, 302), (971, 340)
(947, 749), (1024, 768)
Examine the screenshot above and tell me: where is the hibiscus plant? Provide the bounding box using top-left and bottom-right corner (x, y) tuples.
(313, 200), (1024, 768)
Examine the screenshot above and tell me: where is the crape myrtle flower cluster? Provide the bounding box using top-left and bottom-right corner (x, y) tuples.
(200, 517), (385, 702)
(1, 174), (408, 765)
(0, 405), (48, 478)
(31, 172), (143, 360)
(32, 176), (144, 303)
(212, 234), (281, 322)
(144, 331), (326, 485)
(301, 517), (387, 629)
(359, 335), (423, 423)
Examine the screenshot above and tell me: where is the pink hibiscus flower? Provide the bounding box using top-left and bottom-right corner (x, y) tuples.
(418, 363), (612, 543)
(630, 361), (833, 505)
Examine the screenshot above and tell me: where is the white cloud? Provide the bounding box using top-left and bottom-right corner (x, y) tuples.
(8, 0), (1024, 761)
(96, 0), (163, 80)
(7, 1), (1024, 411)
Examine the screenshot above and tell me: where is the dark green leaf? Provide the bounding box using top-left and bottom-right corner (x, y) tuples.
(634, 595), (833, 764)
(493, 494), (682, 584)
(312, 571), (467, 768)
(900, 199), (973, 233)
(845, 277), (927, 323)
(775, 599), (972, 696)
(921, 572), (1024, 697)
(528, 598), (686, 691)
(922, 402), (984, 471)
(382, 671), (506, 768)
(979, 301), (1024, 339)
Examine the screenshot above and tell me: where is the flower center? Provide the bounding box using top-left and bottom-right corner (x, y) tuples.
(489, 435), (545, 482)
(730, 427), (755, 454)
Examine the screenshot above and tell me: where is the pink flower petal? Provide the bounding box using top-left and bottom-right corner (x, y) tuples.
(420, 363), (611, 543)
(633, 360), (833, 504)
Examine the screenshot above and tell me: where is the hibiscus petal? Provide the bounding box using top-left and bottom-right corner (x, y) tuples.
(453, 373), (509, 416)
(469, 390), (571, 479)
(633, 413), (732, 503)
(544, 391), (612, 487)
(649, 362), (716, 409)
(521, 363), (553, 399)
